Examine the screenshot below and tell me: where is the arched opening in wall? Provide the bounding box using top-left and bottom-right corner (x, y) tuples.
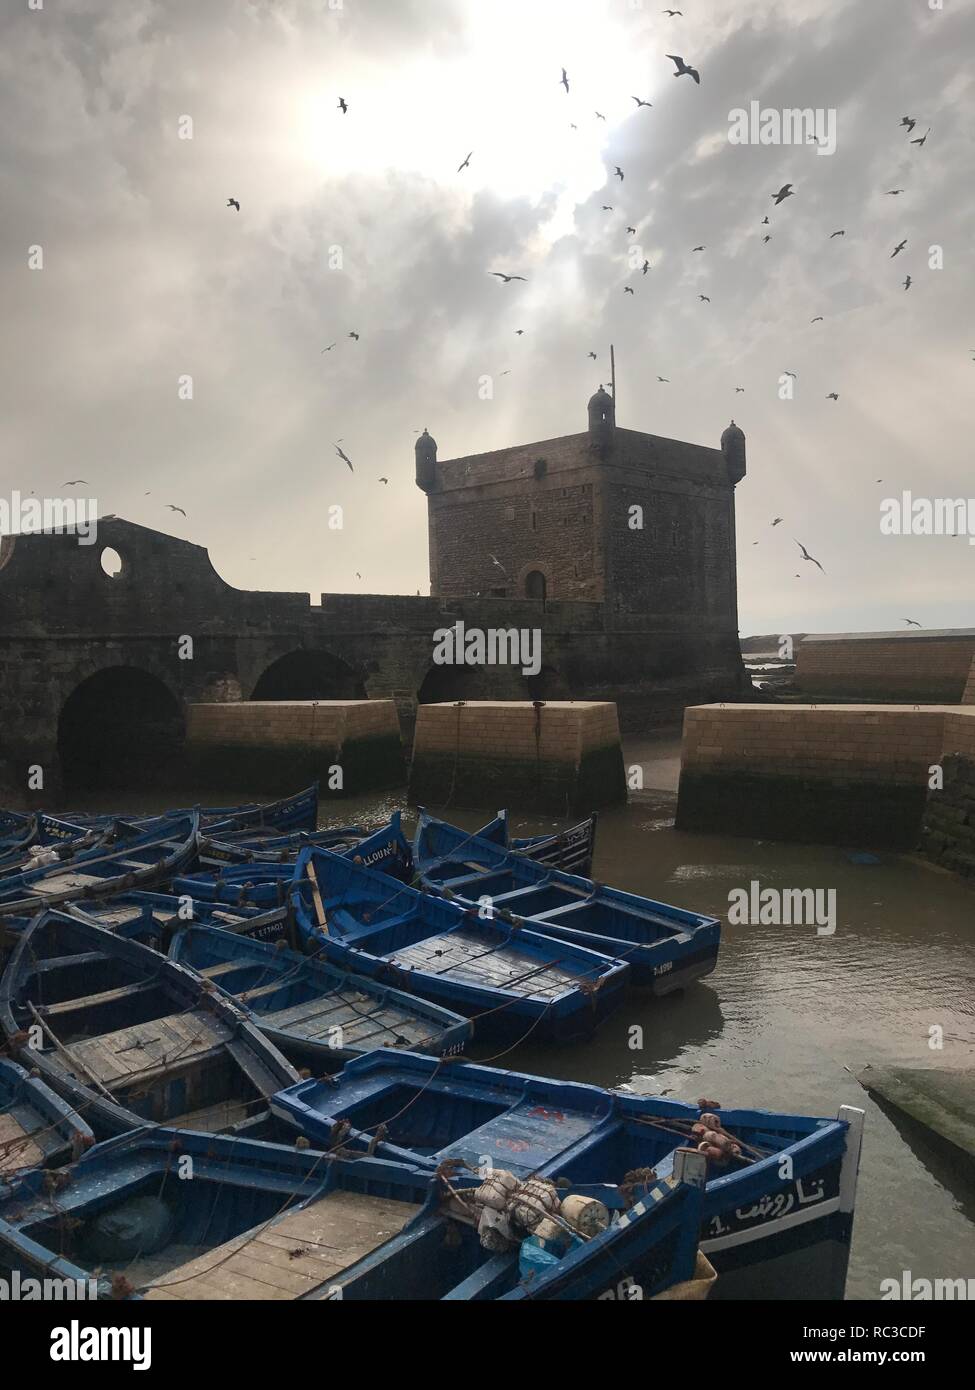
(100, 547), (123, 578)
(521, 666), (571, 701)
(417, 665), (487, 706)
(58, 667), (185, 793)
(524, 570), (547, 601)
(251, 649), (367, 701)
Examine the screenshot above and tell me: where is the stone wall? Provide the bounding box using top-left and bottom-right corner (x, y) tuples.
(186, 699), (404, 796)
(409, 700), (626, 814)
(676, 703), (964, 848)
(796, 631), (975, 702)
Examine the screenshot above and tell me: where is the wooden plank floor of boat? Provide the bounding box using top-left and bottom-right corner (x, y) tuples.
(0, 1111), (44, 1174)
(144, 1189), (419, 1300)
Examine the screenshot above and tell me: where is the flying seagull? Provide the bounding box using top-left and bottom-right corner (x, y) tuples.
(166, 505), (186, 516)
(601, 205), (614, 211)
(335, 444), (354, 472)
(826, 392), (840, 401)
(561, 68), (569, 93)
(595, 111), (607, 121)
(624, 286), (635, 294)
(891, 239), (907, 258)
(783, 371), (798, 378)
(515, 329), (525, 335)
(614, 166), (624, 181)
(886, 189), (904, 196)
(348, 330), (360, 340)
(771, 518), (782, 526)
(761, 217), (770, 225)
(911, 128), (931, 147)
(321, 343), (336, 353)
(830, 229), (845, 237)
(811, 316), (824, 323)
(378, 477), (389, 484)
(490, 272), (527, 283)
(657, 376), (669, 383)
(667, 54), (700, 83)
(763, 235), (772, 243)
(588, 352), (598, 360)
(226, 198), (240, 211)
(489, 554), (507, 575)
(692, 245), (705, 252)
(903, 618), (922, 627)
(62, 479), (88, 486)
(663, 8), (683, 15)
(900, 116), (916, 134)
(457, 151), (472, 172)
(903, 275), (912, 290)
(772, 183), (794, 205)
(641, 259), (650, 274)
(338, 98), (348, 114)
(626, 226), (637, 234)
(632, 96), (652, 108)
(698, 294), (711, 302)
(795, 540), (825, 572)
(735, 386), (745, 393)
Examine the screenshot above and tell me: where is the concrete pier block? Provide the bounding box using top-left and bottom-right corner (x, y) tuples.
(185, 699), (404, 796)
(408, 700), (626, 814)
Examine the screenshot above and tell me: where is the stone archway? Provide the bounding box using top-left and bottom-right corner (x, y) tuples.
(250, 649), (367, 701)
(58, 666), (185, 793)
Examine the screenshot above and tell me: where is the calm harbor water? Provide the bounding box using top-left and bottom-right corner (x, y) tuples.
(64, 757), (975, 1301)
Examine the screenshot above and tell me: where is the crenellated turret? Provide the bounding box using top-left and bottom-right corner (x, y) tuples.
(415, 428), (438, 492)
(720, 419), (746, 485)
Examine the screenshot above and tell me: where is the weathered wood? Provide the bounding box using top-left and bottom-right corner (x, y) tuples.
(144, 1189), (419, 1301)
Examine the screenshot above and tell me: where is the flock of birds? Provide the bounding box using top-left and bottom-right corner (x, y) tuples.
(211, 22), (946, 605)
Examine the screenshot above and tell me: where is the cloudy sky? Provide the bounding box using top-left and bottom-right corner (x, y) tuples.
(2, 0), (973, 635)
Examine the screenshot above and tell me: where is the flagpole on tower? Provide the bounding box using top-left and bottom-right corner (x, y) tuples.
(610, 344), (616, 411)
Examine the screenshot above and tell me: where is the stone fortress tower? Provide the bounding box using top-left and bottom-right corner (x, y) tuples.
(414, 388), (749, 723)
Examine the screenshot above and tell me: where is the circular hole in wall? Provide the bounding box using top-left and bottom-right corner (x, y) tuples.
(100, 547), (123, 578)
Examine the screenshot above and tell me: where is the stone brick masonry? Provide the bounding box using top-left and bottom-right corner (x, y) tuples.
(676, 703), (975, 850)
(185, 700), (404, 796)
(409, 700), (626, 815)
(796, 631), (975, 703)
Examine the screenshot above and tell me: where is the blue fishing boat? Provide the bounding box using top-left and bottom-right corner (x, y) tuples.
(0, 910), (299, 1137)
(272, 1049), (865, 1301)
(414, 810), (720, 992)
(0, 1124), (707, 1301)
(197, 824), (363, 866)
(0, 813), (199, 918)
(65, 891), (292, 951)
(169, 923), (471, 1066)
(0, 1058), (94, 1177)
(476, 810), (599, 877)
(291, 846), (630, 1043)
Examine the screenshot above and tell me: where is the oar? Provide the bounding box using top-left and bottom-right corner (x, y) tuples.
(305, 859), (329, 934)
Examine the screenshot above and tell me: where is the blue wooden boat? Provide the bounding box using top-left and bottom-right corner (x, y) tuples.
(0, 1126), (435, 1299)
(290, 846), (629, 1043)
(0, 910), (299, 1137)
(0, 813), (199, 918)
(0, 1058), (94, 1178)
(273, 1049), (866, 1301)
(0, 1124), (706, 1301)
(65, 891), (292, 952)
(169, 923), (471, 1067)
(37, 782), (320, 838)
(476, 810), (598, 877)
(0, 816), (108, 880)
(197, 824), (363, 867)
(414, 810), (720, 992)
